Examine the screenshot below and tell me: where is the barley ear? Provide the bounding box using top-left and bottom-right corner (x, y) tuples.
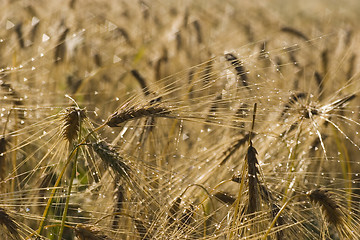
(0, 208), (21, 240)
(62, 107), (86, 143)
(307, 189), (343, 227)
(75, 224), (112, 240)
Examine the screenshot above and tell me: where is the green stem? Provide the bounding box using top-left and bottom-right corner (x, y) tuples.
(31, 118), (105, 239)
(58, 149), (78, 240)
(59, 109), (83, 240)
(32, 146), (78, 238)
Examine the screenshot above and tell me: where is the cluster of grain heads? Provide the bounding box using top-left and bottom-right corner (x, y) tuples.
(0, 0), (359, 239)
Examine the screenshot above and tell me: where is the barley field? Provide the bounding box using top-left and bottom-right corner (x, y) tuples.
(1, 0), (360, 239)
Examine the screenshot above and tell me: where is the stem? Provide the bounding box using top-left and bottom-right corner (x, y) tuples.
(58, 149), (78, 240)
(11, 110), (18, 198)
(32, 146), (78, 238)
(34, 124), (106, 237)
(59, 108), (83, 240)
(230, 162), (247, 239)
(332, 126), (352, 216)
(231, 103), (257, 239)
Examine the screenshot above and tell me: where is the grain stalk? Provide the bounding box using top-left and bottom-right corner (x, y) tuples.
(58, 104), (84, 240)
(231, 103), (257, 238)
(33, 108), (106, 238)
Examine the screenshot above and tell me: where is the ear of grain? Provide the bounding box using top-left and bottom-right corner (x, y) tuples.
(62, 107), (86, 143)
(347, 54), (356, 80)
(219, 134), (249, 165)
(192, 20), (202, 44)
(93, 53), (102, 67)
(314, 71), (324, 97)
(307, 189), (343, 227)
(202, 59), (213, 85)
(154, 58), (163, 81)
(115, 28), (132, 46)
(321, 49), (329, 74)
(214, 192), (236, 205)
(175, 31), (182, 51)
(54, 28), (69, 64)
(75, 224), (112, 240)
(205, 94), (222, 123)
(133, 219), (151, 240)
(15, 23), (25, 49)
(131, 69), (150, 96)
(247, 145), (260, 214)
(330, 94), (356, 109)
(91, 141), (131, 180)
(270, 203), (285, 240)
(225, 53), (249, 88)
(244, 23), (254, 42)
(0, 208), (21, 240)
(67, 75), (83, 94)
(179, 204), (194, 227)
(168, 197), (182, 225)
(0, 81), (24, 119)
(106, 105), (171, 127)
(91, 141), (157, 204)
(231, 174), (242, 183)
(112, 185), (125, 229)
(30, 20), (40, 42)
(69, 0), (76, 8)
(280, 26), (309, 41)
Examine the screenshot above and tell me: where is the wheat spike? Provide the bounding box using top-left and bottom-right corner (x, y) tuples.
(112, 185), (125, 229)
(106, 105), (171, 127)
(225, 53), (249, 88)
(14, 23), (25, 49)
(131, 69), (150, 96)
(133, 219), (151, 240)
(168, 197), (182, 225)
(214, 192), (236, 205)
(75, 224), (112, 240)
(280, 26), (309, 41)
(307, 189), (343, 227)
(247, 144), (260, 214)
(62, 107), (86, 143)
(54, 28), (69, 64)
(91, 141), (131, 179)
